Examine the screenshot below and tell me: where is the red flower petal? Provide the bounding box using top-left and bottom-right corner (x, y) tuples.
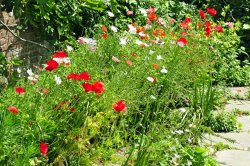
(184, 17), (191, 23)
(113, 100), (127, 112)
(92, 81), (105, 94)
(177, 38), (187, 44)
(206, 8), (217, 16)
(213, 25), (223, 33)
(79, 72), (91, 81)
(148, 13), (157, 21)
(53, 51), (68, 58)
(45, 60), (59, 72)
(82, 83), (93, 92)
(40, 142), (48, 157)
(199, 10), (206, 20)
(66, 73), (79, 80)
(7, 106), (18, 115)
(103, 33), (107, 39)
(15, 87), (26, 94)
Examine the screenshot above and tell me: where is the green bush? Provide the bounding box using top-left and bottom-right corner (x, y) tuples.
(205, 112), (238, 132)
(0, 11), (219, 164)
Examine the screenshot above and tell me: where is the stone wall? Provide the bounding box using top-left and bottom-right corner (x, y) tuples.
(0, 8), (51, 68)
(0, 11), (18, 53)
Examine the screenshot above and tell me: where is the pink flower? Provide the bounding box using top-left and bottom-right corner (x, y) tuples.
(126, 60), (133, 66)
(112, 56), (121, 63)
(147, 7), (154, 14)
(225, 22), (234, 28)
(127, 10), (134, 15)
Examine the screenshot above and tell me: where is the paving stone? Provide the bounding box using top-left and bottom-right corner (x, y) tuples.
(204, 132), (250, 150)
(215, 150), (250, 166)
(224, 100), (250, 112)
(227, 87), (249, 99)
(237, 116), (250, 131)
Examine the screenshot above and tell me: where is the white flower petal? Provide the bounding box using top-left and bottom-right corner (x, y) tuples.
(107, 11), (115, 17)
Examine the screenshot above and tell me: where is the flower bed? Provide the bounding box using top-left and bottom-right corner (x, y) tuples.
(0, 6), (242, 165)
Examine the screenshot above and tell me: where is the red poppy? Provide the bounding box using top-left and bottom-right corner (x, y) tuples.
(92, 81), (105, 94)
(40, 142), (48, 157)
(148, 13), (157, 21)
(199, 10), (206, 19)
(206, 8), (217, 16)
(45, 60), (59, 72)
(205, 21), (211, 27)
(79, 72), (91, 81)
(15, 87), (25, 94)
(82, 83), (92, 92)
(102, 25), (107, 32)
(53, 51), (68, 58)
(177, 38), (187, 44)
(136, 27), (145, 34)
(197, 22), (203, 27)
(184, 18), (191, 23)
(7, 106), (18, 115)
(153, 64), (159, 69)
(103, 33), (107, 39)
(67, 73), (79, 80)
(213, 25), (223, 33)
(113, 100), (127, 112)
(205, 27), (212, 36)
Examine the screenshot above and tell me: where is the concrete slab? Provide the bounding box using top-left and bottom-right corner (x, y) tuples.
(237, 116), (250, 132)
(215, 150), (250, 166)
(224, 100), (250, 112)
(227, 87), (249, 99)
(204, 132), (250, 150)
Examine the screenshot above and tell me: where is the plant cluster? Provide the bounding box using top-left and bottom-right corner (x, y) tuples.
(205, 112), (238, 132)
(2, 0), (249, 87)
(1, 1), (249, 165)
(0, 5), (228, 165)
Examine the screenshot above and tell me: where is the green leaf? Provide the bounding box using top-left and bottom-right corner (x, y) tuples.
(11, 58), (23, 66)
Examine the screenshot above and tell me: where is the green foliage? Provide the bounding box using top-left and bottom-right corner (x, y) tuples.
(181, 146), (219, 166)
(0, 19), (217, 164)
(1, 0), (248, 164)
(205, 112), (238, 132)
(3, 0), (105, 39)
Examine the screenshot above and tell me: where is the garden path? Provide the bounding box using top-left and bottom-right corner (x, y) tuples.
(204, 87), (250, 166)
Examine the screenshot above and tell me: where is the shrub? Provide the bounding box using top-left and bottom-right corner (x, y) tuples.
(205, 112), (238, 132)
